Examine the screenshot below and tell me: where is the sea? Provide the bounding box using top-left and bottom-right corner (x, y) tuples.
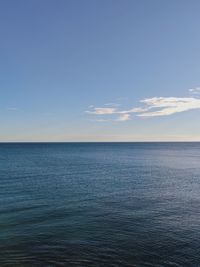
(1, 142), (200, 266)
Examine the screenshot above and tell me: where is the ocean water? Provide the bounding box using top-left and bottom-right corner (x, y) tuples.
(1, 142), (200, 267)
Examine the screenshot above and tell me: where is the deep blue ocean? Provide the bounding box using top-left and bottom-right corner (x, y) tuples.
(1, 142), (200, 266)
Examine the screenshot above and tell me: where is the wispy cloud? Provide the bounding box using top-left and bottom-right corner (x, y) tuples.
(86, 107), (117, 115)
(138, 97), (200, 117)
(86, 88), (200, 121)
(189, 87), (200, 94)
(86, 106), (148, 115)
(7, 107), (18, 111)
(93, 118), (110, 122)
(104, 103), (121, 107)
(116, 114), (130, 121)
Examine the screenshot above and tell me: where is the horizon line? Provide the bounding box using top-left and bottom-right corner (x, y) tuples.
(0, 141), (200, 143)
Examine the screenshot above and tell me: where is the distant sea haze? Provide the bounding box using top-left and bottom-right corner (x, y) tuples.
(1, 142), (200, 266)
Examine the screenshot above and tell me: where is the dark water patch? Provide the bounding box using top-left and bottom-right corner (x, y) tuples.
(1, 143), (200, 266)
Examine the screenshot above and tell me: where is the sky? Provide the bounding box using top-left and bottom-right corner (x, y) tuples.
(1, 0), (200, 141)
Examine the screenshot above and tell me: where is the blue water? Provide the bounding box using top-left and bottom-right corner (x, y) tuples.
(1, 142), (200, 266)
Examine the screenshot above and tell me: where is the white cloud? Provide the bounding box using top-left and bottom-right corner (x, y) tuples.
(189, 87), (200, 94)
(86, 106), (148, 116)
(118, 107), (149, 114)
(116, 114), (130, 121)
(86, 88), (200, 121)
(86, 107), (117, 115)
(138, 97), (200, 117)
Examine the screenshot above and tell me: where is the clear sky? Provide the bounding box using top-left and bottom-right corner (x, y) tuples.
(1, 0), (200, 141)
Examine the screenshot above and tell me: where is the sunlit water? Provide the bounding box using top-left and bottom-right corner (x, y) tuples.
(1, 142), (200, 266)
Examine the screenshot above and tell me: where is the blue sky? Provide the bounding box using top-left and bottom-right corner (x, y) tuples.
(1, 0), (200, 141)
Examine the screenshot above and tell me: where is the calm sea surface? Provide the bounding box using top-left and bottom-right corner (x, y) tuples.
(1, 142), (200, 266)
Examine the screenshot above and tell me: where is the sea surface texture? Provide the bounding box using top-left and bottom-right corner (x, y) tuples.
(1, 142), (200, 266)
